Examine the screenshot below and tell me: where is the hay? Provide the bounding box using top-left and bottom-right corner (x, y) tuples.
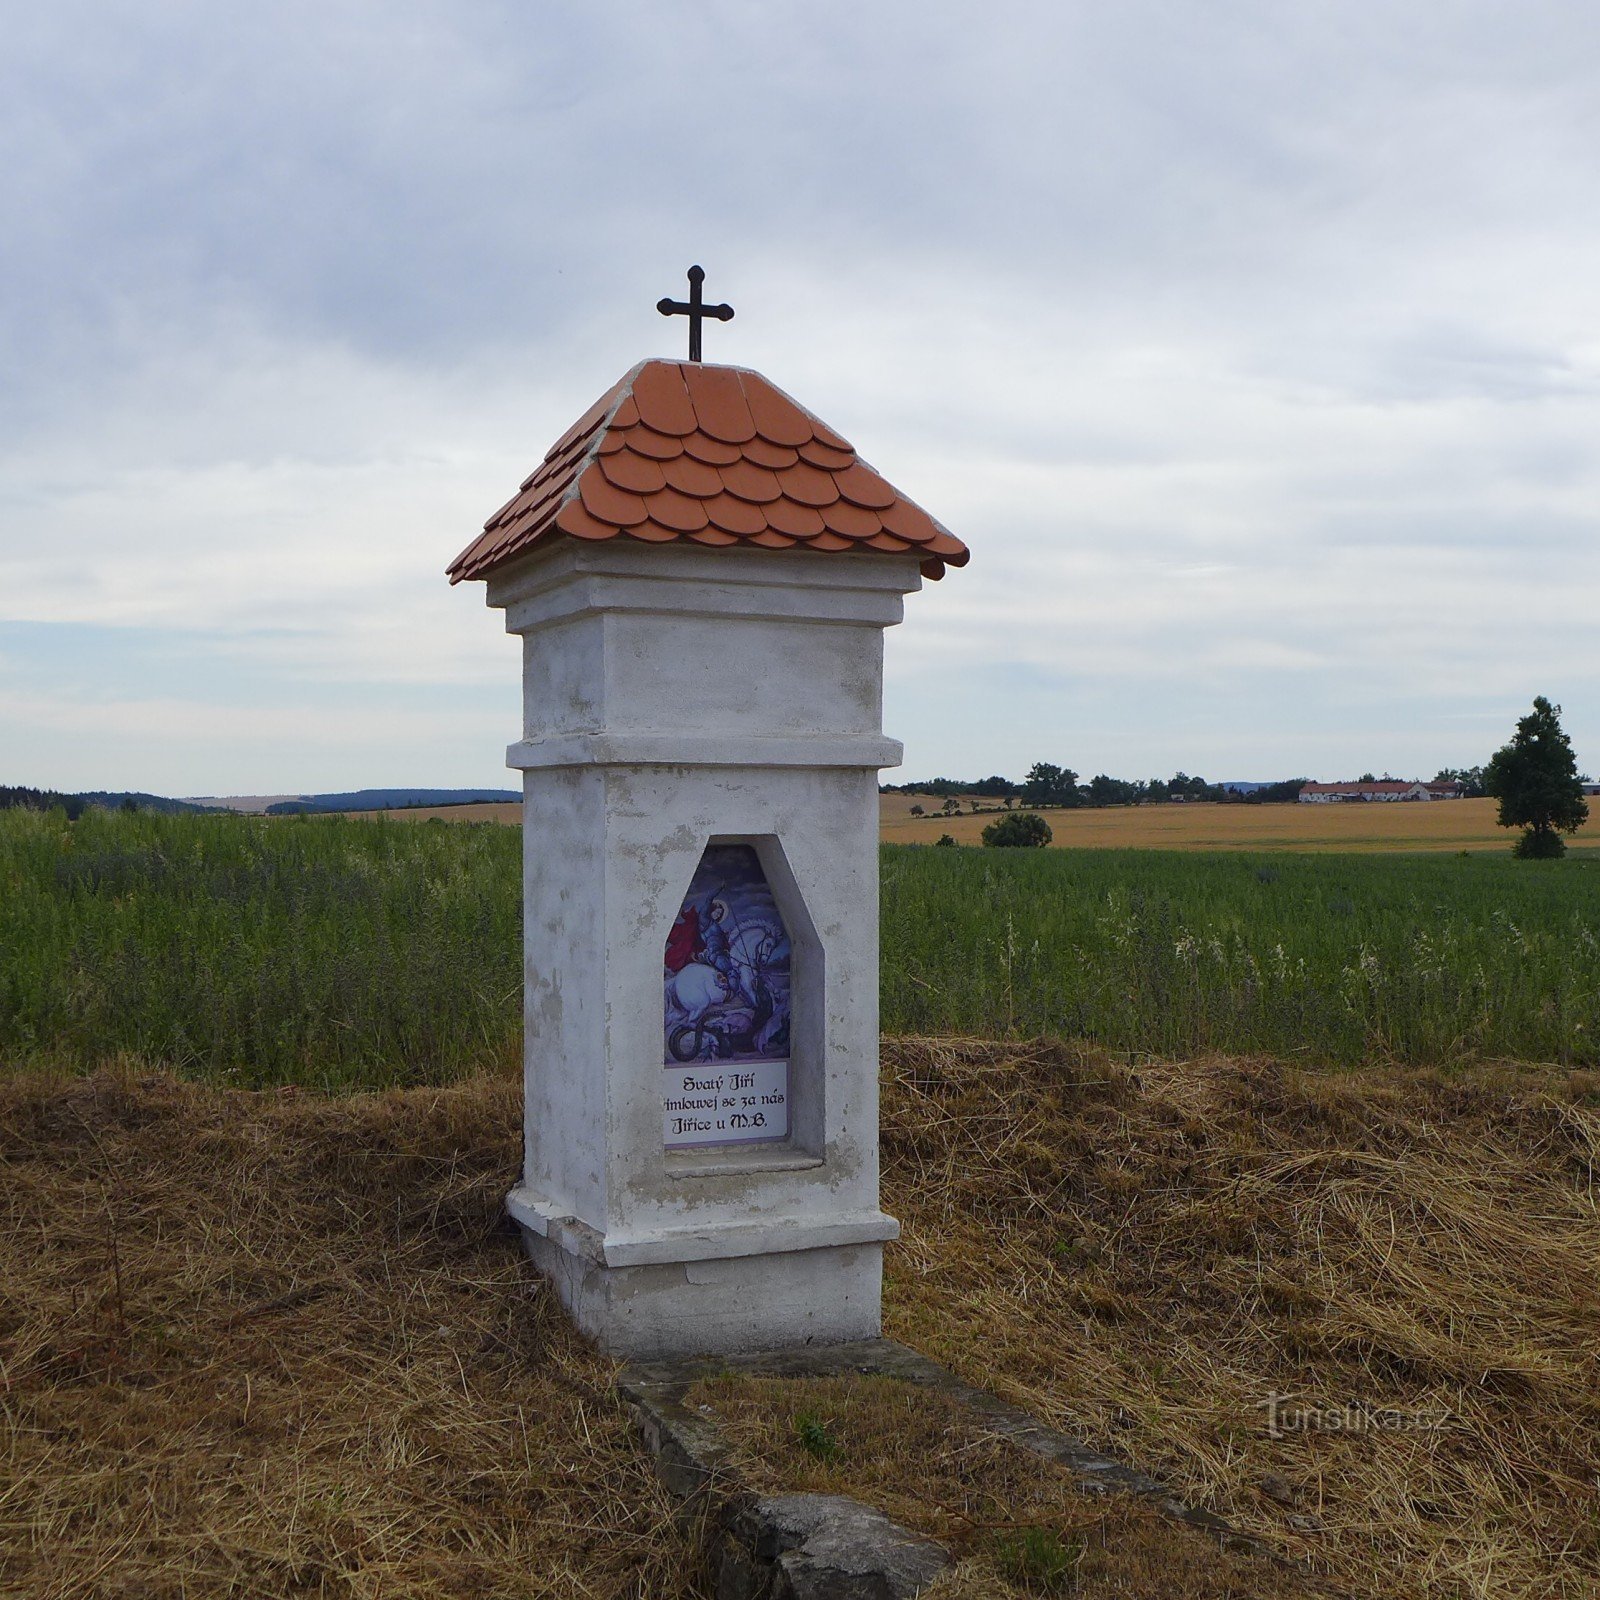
(0, 1069), (703, 1599)
(881, 1038), (1600, 1599)
(6, 1045), (1597, 1598)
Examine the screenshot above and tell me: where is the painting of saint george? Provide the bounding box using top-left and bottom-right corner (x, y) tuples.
(663, 844), (791, 1066)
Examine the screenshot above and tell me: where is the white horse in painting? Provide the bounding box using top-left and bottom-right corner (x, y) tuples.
(664, 962), (734, 1030)
(663, 921), (790, 1059)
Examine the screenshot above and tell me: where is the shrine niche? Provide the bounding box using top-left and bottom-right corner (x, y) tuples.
(663, 843), (791, 1149)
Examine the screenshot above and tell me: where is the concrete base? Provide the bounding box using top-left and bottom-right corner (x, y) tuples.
(519, 1225), (886, 1359)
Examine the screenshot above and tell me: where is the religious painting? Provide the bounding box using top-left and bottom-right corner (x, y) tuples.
(662, 843), (791, 1148)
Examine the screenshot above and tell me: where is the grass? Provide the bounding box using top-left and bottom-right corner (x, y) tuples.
(0, 805), (522, 1087)
(4, 1049), (1596, 1596)
(882, 843), (1600, 1065)
(879, 1037), (1600, 1600)
(5, 807), (1600, 1080)
(0, 1069), (701, 1599)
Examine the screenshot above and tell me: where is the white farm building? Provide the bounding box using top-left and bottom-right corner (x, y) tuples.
(1299, 780), (1456, 804)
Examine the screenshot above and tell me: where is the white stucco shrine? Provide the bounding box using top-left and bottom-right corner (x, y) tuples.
(448, 350), (966, 1357)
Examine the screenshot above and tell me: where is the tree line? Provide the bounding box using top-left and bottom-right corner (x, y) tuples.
(885, 768), (1307, 809)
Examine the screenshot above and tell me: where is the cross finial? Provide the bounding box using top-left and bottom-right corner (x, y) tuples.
(656, 265), (734, 363)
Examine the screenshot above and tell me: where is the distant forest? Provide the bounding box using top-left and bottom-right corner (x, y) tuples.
(0, 786), (219, 819)
(882, 768), (1308, 808)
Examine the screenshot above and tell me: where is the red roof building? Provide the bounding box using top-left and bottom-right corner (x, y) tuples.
(1299, 781), (1435, 803)
(447, 360), (969, 586)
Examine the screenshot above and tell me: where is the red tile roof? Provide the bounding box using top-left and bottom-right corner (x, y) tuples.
(446, 361), (969, 584)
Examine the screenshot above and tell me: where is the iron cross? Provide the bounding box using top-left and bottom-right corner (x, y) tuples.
(656, 266), (734, 363)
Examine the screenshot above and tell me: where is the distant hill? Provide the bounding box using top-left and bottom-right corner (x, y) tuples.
(263, 788), (521, 815)
(2, 784), (520, 820)
(184, 794), (301, 813)
(76, 791), (224, 815)
(1, 785), (223, 818)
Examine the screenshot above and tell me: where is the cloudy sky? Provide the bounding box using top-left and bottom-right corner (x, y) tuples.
(5, 2), (1598, 795)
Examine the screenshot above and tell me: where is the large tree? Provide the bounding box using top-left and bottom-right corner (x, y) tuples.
(1020, 762), (1080, 807)
(1483, 696), (1589, 858)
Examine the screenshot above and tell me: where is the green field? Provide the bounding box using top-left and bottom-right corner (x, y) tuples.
(3, 807), (1598, 1083)
(882, 844), (1600, 1065)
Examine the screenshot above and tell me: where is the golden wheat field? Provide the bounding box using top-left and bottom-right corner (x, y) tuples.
(356, 794), (1600, 853)
(882, 794), (1600, 852)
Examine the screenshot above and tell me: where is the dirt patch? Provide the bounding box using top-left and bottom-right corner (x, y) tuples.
(881, 1038), (1600, 1599)
(0, 1070), (701, 1599)
(691, 1371), (1310, 1596)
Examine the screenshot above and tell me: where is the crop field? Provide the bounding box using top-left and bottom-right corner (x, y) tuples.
(0, 806), (523, 1088)
(356, 792), (1600, 853)
(882, 844), (1600, 1064)
(884, 794), (1600, 852)
(3, 806), (1598, 1080)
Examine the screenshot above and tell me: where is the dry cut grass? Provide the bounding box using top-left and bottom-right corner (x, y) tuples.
(8, 1049), (1599, 1599)
(880, 1038), (1600, 1600)
(0, 1070), (703, 1600)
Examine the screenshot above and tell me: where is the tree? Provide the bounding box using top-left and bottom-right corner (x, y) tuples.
(1434, 765), (1486, 798)
(1020, 762), (1079, 807)
(909, 804), (924, 816)
(981, 811), (1052, 848)
(1087, 774), (1138, 807)
(934, 833), (958, 848)
(1483, 696), (1589, 858)
(970, 775), (1018, 799)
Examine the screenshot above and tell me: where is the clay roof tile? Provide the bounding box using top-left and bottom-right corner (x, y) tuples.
(719, 459), (783, 504)
(578, 470), (649, 528)
(741, 371), (814, 447)
(643, 485), (710, 533)
(445, 359), (968, 584)
(601, 452), (668, 494)
(631, 363), (697, 436)
(820, 499), (882, 539)
(765, 499), (826, 539)
(778, 462), (839, 508)
(742, 437), (801, 470)
(798, 439), (854, 472)
(626, 427), (685, 461)
(682, 364), (757, 444)
(834, 461), (896, 510)
(681, 433), (744, 466)
(661, 454), (723, 497)
(704, 492), (768, 535)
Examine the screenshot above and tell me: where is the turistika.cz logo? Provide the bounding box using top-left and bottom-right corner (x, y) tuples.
(1257, 1392), (1454, 1439)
